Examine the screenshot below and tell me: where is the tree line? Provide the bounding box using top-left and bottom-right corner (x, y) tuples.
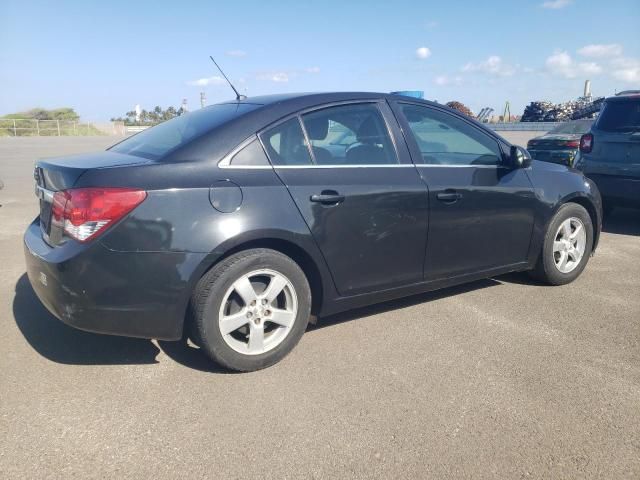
(110, 106), (186, 126)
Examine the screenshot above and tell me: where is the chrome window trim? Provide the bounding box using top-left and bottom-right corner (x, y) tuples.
(219, 165), (273, 170)
(416, 164), (509, 169)
(218, 164), (416, 170)
(215, 163), (511, 170)
(274, 164), (414, 169)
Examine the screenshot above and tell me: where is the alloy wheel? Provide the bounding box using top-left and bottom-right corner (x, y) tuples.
(552, 217), (586, 274)
(218, 269), (298, 355)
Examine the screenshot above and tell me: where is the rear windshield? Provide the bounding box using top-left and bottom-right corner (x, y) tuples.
(549, 120), (593, 134)
(109, 103), (259, 160)
(596, 100), (640, 133)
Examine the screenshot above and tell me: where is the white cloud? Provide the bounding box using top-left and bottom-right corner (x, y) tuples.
(433, 75), (463, 86)
(425, 20), (438, 29)
(257, 72), (289, 83)
(226, 50), (247, 57)
(186, 76), (225, 87)
(305, 66), (321, 73)
(579, 62), (603, 75)
(415, 47), (431, 60)
(611, 57), (640, 83)
(545, 50), (602, 78)
(462, 55), (516, 76)
(541, 0), (572, 9)
(577, 44), (623, 58)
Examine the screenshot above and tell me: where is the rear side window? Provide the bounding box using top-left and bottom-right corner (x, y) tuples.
(301, 103), (398, 165)
(229, 138), (270, 166)
(597, 100), (640, 132)
(261, 118), (313, 166)
(110, 103), (259, 160)
(400, 104), (502, 166)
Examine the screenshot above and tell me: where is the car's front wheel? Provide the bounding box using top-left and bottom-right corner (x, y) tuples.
(191, 248), (311, 372)
(530, 203), (594, 285)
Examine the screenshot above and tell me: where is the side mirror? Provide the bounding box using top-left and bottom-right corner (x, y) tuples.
(510, 145), (532, 168)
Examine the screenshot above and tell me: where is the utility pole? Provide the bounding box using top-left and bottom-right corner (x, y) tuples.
(503, 101), (511, 122)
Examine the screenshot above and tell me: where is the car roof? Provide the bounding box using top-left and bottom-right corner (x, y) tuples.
(168, 92), (504, 162)
(606, 91), (640, 102)
(219, 91), (443, 109)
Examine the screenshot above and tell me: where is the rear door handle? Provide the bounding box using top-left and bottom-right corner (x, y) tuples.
(436, 191), (462, 203)
(310, 191), (345, 205)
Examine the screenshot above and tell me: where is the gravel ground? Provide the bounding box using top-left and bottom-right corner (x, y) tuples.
(1, 136), (639, 479)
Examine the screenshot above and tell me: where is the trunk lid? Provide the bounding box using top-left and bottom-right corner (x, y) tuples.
(34, 151), (151, 244)
(36, 151), (151, 190)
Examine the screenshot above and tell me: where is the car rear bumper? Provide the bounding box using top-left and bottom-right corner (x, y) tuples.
(23, 218), (207, 340)
(528, 149), (577, 166)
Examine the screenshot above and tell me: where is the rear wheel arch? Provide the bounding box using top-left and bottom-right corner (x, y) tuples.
(185, 237), (325, 326)
(215, 238), (324, 315)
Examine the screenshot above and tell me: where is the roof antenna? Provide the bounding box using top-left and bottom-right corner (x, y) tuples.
(209, 56), (246, 101)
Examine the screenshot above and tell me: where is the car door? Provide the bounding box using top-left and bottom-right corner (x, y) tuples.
(391, 101), (536, 281)
(259, 101), (429, 296)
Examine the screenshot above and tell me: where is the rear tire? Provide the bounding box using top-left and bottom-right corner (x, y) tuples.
(529, 203), (593, 285)
(190, 248), (311, 372)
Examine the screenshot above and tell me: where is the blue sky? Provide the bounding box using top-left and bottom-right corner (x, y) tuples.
(1, 0), (638, 120)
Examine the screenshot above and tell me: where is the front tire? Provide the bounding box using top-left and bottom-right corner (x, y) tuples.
(530, 203), (593, 285)
(190, 248), (311, 372)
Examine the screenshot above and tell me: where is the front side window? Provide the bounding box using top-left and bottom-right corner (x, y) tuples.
(261, 118), (313, 166)
(301, 103), (398, 165)
(400, 104), (502, 166)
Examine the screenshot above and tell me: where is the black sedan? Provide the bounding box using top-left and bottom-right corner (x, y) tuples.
(24, 92), (602, 371)
(527, 119), (594, 166)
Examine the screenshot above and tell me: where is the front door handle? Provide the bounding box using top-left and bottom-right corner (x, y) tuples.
(436, 191), (462, 203)
(310, 191), (345, 205)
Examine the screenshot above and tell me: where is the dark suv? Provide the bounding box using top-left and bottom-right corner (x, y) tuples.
(577, 91), (640, 213)
(24, 92), (602, 371)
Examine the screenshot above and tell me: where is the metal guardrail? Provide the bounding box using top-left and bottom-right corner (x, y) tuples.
(0, 119), (126, 136)
(487, 122), (563, 131)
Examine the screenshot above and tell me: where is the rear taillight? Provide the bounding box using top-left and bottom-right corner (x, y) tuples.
(565, 140), (580, 148)
(579, 133), (593, 153)
(52, 188), (146, 242)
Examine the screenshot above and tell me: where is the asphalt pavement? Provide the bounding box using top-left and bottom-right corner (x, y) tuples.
(1, 136), (639, 479)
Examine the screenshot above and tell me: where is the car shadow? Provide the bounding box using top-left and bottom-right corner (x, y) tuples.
(602, 208), (640, 236)
(13, 274), (160, 365)
(13, 274), (535, 371)
(157, 339), (234, 374)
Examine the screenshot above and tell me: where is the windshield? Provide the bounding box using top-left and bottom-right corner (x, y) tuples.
(596, 100), (640, 133)
(549, 120), (593, 134)
(110, 103), (260, 160)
